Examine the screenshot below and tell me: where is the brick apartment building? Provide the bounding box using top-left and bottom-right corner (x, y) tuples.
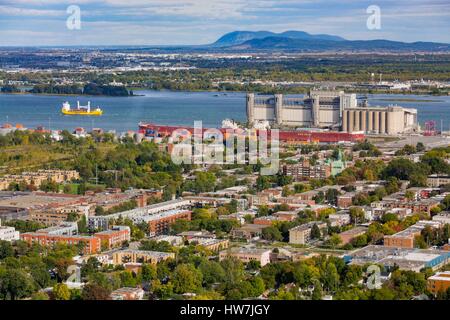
(94, 226), (131, 249)
(384, 221), (442, 249)
(427, 271), (450, 296)
(20, 233), (101, 254)
(282, 162), (331, 181)
(144, 209), (192, 236)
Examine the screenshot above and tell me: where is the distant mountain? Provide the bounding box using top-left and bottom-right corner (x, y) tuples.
(210, 30), (450, 52)
(212, 30), (345, 47)
(230, 36), (450, 52)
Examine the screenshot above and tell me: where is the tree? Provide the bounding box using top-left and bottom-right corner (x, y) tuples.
(405, 190), (415, 201)
(257, 205), (270, 217)
(311, 280), (323, 300)
(220, 257), (245, 289)
(172, 264), (203, 294)
(382, 158), (419, 180)
(53, 283), (70, 300)
(328, 234), (342, 249)
(442, 194), (450, 210)
(325, 188), (340, 205)
(0, 241), (14, 259)
(321, 263), (340, 293)
(151, 279), (174, 299)
(81, 283), (111, 300)
(31, 291), (50, 300)
(141, 264), (157, 283)
(310, 224), (322, 240)
(262, 226), (283, 242)
(416, 142), (425, 152)
(256, 176), (271, 192)
(198, 260), (225, 285)
(0, 269), (35, 300)
(81, 257), (101, 278)
(31, 266), (51, 289)
(349, 207), (366, 225)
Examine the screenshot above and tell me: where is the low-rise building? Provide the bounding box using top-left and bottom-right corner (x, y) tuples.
(219, 247), (271, 266)
(152, 235), (184, 246)
(112, 250), (175, 265)
(432, 212), (450, 225)
(338, 227), (368, 245)
(345, 245), (450, 272)
(427, 174), (450, 187)
(328, 213), (351, 227)
(230, 224), (269, 240)
(337, 194), (354, 209)
(0, 219), (19, 241)
(188, 238), (229, 252)
(289, 222), (327, 245)
(35, 222), (78, 236)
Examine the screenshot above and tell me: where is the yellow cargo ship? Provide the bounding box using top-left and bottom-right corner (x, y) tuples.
(61, 101), (103, 116)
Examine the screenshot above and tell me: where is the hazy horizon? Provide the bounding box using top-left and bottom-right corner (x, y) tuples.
(0, 0), (449, 46)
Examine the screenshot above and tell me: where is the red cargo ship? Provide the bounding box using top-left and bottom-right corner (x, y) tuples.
(138, 123), (365, 144)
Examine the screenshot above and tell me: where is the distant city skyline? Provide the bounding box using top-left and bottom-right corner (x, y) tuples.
(0, 0), (449, 46)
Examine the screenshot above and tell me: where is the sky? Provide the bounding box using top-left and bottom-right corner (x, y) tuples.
(0, 0), (449, 46)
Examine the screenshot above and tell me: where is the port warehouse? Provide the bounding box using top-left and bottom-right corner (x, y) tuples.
(138, 124), (365, 144)
(246, 90), (418, 134)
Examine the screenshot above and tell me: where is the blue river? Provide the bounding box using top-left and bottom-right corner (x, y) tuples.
(0, 91), (449, 133)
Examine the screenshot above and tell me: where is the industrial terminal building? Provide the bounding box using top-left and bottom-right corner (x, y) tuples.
(246, 90), (418, 134)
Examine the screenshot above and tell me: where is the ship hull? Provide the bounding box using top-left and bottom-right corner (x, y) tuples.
(61, 109), (103, 116)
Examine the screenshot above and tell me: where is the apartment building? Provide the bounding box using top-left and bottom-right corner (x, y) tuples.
(94, 226), (131, 249)
(20, 233), (101, 254)
(289, 222), (327, 245)
(0, 170), (79, 190)
(427, 271), (450, 296)
(36, 222), (78, 236)
(282, 162), (331, 181)
(0, 220), (19, 241)
(143, 210), (192, 236)
(384, 221), (442, 249)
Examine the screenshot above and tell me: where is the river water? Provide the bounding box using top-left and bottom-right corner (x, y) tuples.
(0, 91), (449, 132)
